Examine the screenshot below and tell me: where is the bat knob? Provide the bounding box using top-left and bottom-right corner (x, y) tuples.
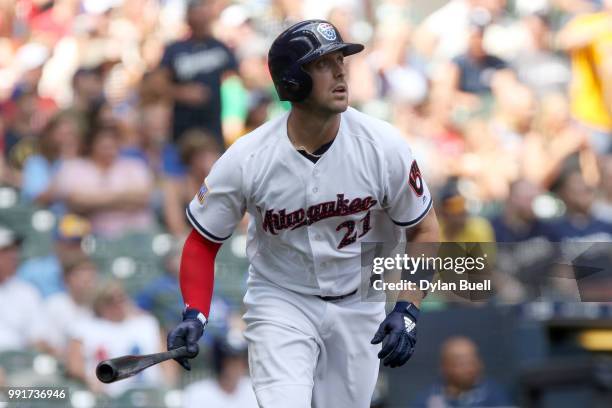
(96, 361), (118, 383)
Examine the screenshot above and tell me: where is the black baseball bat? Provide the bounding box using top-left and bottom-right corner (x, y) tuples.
(96, 346), (194, 384)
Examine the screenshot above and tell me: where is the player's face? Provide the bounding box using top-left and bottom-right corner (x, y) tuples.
(303, 51), (349, 113)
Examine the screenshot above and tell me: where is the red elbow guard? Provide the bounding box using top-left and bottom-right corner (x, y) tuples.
(180, 229), (222, 318)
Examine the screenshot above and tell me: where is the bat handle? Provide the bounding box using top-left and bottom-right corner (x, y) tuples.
(167, 346), (196, 359)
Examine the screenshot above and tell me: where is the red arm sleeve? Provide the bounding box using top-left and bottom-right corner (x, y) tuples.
(180, 229), (222, 318)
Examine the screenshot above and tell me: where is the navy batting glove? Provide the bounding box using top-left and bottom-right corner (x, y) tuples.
(371, 301), (419, 368)
(167, 308), (206, 371)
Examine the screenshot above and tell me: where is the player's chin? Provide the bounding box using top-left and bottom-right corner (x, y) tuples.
(327, 96), (349, 113)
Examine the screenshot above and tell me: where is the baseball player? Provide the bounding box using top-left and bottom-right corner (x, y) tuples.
(167, 20), (440, 407)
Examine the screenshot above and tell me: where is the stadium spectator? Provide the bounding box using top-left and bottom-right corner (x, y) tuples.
(0, 225), (47, 351)
(546, 164), (612, 242)
(437, 178), (495, 242)
(135, 244), (183, 333)
(453, 117), (516, 200)
(43, 255), (97, 359)
(53, 124), (155, 238)
(243, 91), (273, 135)
(21, 109), (85, 207)
(162, 129), (221, 237)
(545, 164), (612, 300)
(491, 81), (534, 151)
(512, 12), (571, 96)
(412, 336), (512, 407)
(182, 333), (257, 408)
(491, 179), (547, 242)
(490, 179), (555, 301)
(368, 18), (428, 105)
(66, 280), (177, 395)
(556, 0), (612, 154)
(121, 101), (174, 178)
(2, 89), (51, 186)
(593, 154), (612, 222)
(71, 67), (105, 114)
(522, 92), (591, 187)
(2, 42), (57, 170)
(414, 0), (505, 62)
(449, 10), (509, 97)
(156, 0), (238, 148)
(17, 213), (91, 298)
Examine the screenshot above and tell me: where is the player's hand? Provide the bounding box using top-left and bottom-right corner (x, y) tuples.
(371, 301), (419, 368)
(167, 308), (206, 371)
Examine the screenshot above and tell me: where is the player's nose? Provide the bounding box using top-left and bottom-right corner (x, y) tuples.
(333, 61), (346, 78)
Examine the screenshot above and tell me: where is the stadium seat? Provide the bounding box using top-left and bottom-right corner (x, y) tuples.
(0, 350), (39, 375)
(111, 386), (176, 408)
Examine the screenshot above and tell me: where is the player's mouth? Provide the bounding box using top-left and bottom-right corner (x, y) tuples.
(332, 84), (347, 95)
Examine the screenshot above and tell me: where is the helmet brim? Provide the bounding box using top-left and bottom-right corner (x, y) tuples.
(299, 42), (364, 65)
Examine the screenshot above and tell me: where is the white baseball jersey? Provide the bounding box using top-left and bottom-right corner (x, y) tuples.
(186, 106), (432, 297)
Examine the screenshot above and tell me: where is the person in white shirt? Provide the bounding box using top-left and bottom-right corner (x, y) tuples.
(0, 226), (47, 351)
(182, 333), (258, 408)
(43, 255), (97, 358)
(66, 280), (178, 396)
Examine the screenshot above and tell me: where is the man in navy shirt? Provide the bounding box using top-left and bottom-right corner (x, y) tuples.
(491, 179), (554, 299)
(544, 167), (612, 300)
(491, 179), (548, 243)
(451, 11), (508, 95)
(545, 167), (612, 242)
(157, 0), (238, 148)
(412, 336), (512, 408)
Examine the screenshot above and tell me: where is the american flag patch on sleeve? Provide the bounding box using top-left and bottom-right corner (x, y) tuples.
(197, 180), (209, 204)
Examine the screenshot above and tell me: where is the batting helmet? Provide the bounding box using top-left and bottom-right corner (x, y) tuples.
(268, 20), (364, 102)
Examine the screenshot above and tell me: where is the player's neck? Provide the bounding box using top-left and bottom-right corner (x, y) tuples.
(287, 108), (340, 153)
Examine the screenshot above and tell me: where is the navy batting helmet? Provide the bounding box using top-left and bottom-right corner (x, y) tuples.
(268, 20), (364, 102)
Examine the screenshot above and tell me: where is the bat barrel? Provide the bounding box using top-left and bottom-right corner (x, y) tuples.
(95, 347), (191, 384)
(96, 361), (119, 384)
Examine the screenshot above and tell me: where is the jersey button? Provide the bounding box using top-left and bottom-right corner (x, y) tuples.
(315, 234), (321, 240)
(312, 187), (318, 193)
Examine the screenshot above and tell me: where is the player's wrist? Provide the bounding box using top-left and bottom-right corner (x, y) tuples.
(393, 301), (419, 321)
(182, 308), (208, 327)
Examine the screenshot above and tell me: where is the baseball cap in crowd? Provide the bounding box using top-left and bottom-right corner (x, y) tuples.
(0, 225), (22, 250)
(439, 179), (467, 215)
(53, 214), (92, 243)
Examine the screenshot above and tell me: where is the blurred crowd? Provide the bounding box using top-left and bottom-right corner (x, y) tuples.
(1, 0), (612, 405)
